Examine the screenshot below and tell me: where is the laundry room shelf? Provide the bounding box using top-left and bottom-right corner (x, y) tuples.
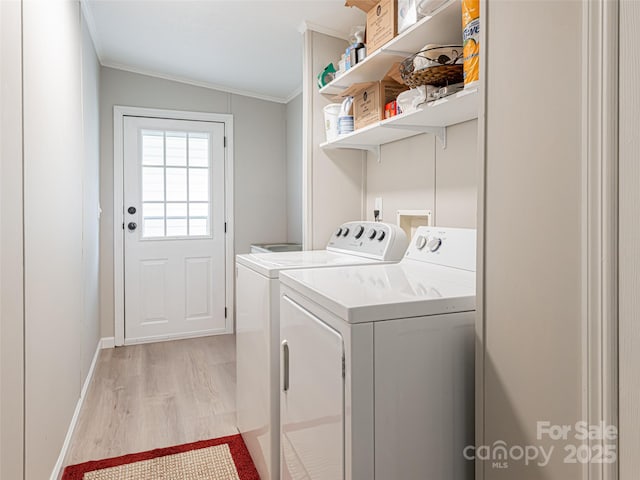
(320, 87), (478, 155)
(319, 0), (463, 96)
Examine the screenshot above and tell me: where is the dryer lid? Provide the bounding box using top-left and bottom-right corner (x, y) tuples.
(280, 260), (476, 323)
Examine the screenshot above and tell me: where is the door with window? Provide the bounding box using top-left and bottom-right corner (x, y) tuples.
(123, 116), (226, 343)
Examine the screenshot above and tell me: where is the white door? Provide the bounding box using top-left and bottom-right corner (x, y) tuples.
(123, 116), (227, 343)
(280, 296), (344, 480)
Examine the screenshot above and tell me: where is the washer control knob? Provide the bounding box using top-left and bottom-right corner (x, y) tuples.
(336, 227), (343, 237)
(377, 230), (386, 241)
(342, 227), (350, 237)
(415, 235), (427, 250)
(367, 228), (377, 240)
(355, 225), (365, 239)
(427, 237), (442, 252)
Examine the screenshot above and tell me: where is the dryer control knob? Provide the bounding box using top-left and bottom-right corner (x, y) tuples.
(355, 225), (365, 239)
(427, 237), (442, 252)
(336, 227), (343, 237)
(367, 228), (377, 240)
(342, 227), (350, 237)
(377, 230), (386, 241)
(415, 235), (427, 250)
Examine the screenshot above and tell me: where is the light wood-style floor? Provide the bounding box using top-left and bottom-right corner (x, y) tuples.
(63, 335), (238, 467)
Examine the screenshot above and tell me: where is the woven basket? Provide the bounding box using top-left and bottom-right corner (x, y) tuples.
(400, 46), (464, 88)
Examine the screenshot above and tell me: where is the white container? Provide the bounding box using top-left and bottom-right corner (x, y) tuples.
(398, 0), (423, 34)
(323, 104), (342, 142)
(417, 0), (448, 16)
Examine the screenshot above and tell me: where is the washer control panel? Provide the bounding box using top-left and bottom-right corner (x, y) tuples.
(326, 221), (408, 261)
(404, 226), (477, 271)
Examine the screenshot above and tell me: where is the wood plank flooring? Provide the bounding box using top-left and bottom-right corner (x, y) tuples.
(63, 335), (238, 467)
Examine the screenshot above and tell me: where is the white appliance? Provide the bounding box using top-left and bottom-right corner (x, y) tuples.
(235, 221), (408, 480)
(279, 226), (476, 480)
(251, 243), (302, 253)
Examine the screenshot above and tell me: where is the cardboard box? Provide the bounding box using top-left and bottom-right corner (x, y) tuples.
(343, 80), (408, 130)
(366, 0), (398, 54)
(345, 0), (378, 12)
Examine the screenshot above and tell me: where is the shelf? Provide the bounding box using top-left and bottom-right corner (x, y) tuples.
(319, 0), (463, 96)
(320, 87), (478, 156)
(382, 86), (478, 128)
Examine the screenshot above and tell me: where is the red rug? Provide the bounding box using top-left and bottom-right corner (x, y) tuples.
(62, 433), (260, 480)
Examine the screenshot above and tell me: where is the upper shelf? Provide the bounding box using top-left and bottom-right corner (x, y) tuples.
(319, 0), (463, 96)
(320, 87), (478, 153)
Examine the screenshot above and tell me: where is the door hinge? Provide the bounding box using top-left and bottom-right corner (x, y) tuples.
(224, 222), (227, 233)
(224, 136), (227, 147)
(122, 222), (124, 230)
(224, 307), (228, 318)
(342, 354), (346, 378)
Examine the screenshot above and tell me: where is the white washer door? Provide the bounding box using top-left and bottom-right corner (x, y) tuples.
(280, 295), (344, 480)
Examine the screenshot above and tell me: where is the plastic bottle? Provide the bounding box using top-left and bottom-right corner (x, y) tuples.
(462, 0), (479, 87)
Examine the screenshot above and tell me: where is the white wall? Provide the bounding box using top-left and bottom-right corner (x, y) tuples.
(231, 93), (288, 253)
(21, 1), (102, 478)
(0, 1), (25, 478)
(99, 67), (288, 337)
(81, 11), (101, 383)
(286, 93), (303, 243)
(304, 31), (365, 249)
(364, 119), (479, 230)
(23, 2), (82, 477)
(479, 1), (583, 478)
(365, 134), (434, 222)
(433, 120), (478, 227)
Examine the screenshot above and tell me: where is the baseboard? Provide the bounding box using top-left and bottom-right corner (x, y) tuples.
(123, 329), (230, 346)
(50, 337), (112, 480)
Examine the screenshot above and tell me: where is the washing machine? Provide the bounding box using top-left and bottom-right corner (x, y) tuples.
(235, 221), (408, 480)
(279, 226), (476, 480)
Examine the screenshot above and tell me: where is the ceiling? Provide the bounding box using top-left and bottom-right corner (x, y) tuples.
(84, 0), (366, 103)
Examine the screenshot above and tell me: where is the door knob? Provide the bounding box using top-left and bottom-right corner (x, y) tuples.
(127, 222), (137, 231)
(128, 206), (136, 214)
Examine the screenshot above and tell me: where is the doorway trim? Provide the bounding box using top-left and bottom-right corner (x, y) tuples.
(581, 1), (619, 479)
(113, 106), (234, 346)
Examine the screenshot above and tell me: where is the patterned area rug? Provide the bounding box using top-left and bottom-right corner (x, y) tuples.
(62, 434), (260, 480)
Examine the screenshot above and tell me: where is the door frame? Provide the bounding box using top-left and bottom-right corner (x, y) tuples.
(113, 105), (234, 346)
(581, 1), (619, 479)
(475, 1), (619, 479)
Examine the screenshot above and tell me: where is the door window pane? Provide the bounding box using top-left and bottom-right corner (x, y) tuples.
(189, 168), (209, 202)
(166, 132), (187, 166)
(166, 203), (187, 218)
(189, 218), (208, 236)
(140, 129), (212, 238)
(142, 167), (164, 201)
(189, 203), (209, 217)
(166, 168), (187, 202)
(142, 131), (164, 166)
(143, 203), (164, 219)
(143, 218), (165, 237)
(166, 218), (188, 237)
(189, 133), (209, 167)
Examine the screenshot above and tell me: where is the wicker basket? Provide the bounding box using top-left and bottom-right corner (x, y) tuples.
(400, 46), (464, 88)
